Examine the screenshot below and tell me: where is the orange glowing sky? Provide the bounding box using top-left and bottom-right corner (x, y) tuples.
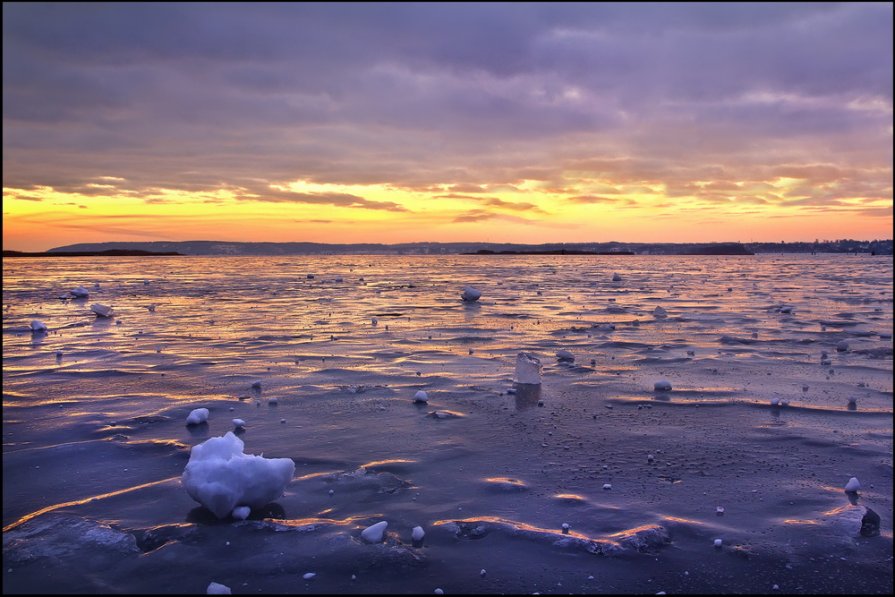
(3, 4), (892, 251)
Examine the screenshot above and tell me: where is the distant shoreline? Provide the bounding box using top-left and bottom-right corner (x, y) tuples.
(3, 250), (182, 258)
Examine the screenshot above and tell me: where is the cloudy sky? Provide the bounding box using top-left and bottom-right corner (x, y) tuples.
(3, 3), (892, 250)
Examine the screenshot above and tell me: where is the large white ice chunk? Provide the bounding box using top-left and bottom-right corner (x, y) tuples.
(515, 352), (542, 385)
(71, 286), (89, 298)
(182, 432), (295, 519)
(30, 319), (48, 333)
(186, 408), (209, 425)
(844, 477), (861, 493)
(90, 303), (114, 318)
(461, 286), (482, 302)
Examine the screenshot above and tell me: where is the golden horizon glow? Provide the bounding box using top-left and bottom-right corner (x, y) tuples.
(4, 174), (892, 251)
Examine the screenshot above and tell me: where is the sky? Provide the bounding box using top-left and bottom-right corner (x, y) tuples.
(3, 2), (892, 251)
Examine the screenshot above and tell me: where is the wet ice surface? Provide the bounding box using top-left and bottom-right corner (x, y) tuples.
(2, 255), (892, 594)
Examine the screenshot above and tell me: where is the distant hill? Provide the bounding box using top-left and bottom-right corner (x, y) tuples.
(5, 249), (182, 257)
(44, 239), (891, 256)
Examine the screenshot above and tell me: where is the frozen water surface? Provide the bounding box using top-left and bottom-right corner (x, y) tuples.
(2, 255), (892, 593)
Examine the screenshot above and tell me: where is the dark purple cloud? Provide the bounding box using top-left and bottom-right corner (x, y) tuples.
(2, 2), (891, 217)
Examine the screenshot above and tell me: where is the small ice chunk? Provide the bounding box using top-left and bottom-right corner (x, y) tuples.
(716, 506), (725, 515)
(413, 390), (429, 403)
(612, 272), (622, 282)
(561, 522), (570, 534)
(251, 381), (262, 389)
(268, 397), (278, 405)
(307, 274), (315, 279)
(652, 306), (668, 319)
(844, 477), (861, 493)
(71, 286), (89, 298)
(480, 569), (487, 577)
(602, 483), (612, 490)
(232, 506), (250, 520)
(779, 305), (794, 314)
(361, 520), (388, 543)
(770, 398), (780, 406)
(847, 397), (857, 405)
(147, 304), (156, 312)
(461, 286), (482, 302)
(836, 341), (849, 352)
(232, 419), (246, 428)
(713, 538), (722, 548)
(90, 303), (114, 318)
(207, 582), (231, 595)
(556, 350), (574, 362)
(186, 408), (209, 425)
(371, 317), (378, 326)
(303, 573), (316, 580)
(434, 590), (444, 595)
(654, 379), (672, 392)
(515, 352), (542, 385)
(30, 320), (48, 333)
(412, 526), (425, 542)
(647, 454), (655, 463)
(182, 432), (295, 519)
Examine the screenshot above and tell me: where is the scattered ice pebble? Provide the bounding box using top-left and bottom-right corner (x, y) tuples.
(251, 381), (262, 390)
(836, 341), (849, 352)
(413, 390), (429, 403)
(647, 454), (655, 463)
(232, 418), (246, 429)
(90, 303), (114, 317)
(412, 526), (425, 542)
(206, 582), (231, 595)
(181, 432), (295, 519)
(654, 379), (672, 392)
(652, 306), (668, 319)
(70, 286), (89, 298)
(779, 305), (794, 314)
(844, 477), (861, 493)
(371, 317), (378, 326)
(561, 523), (570, 534)
(515, 352), (542, 385)
(147, 304), (156, 312)
(361, 520), (388, 543)
(480, 569), (487, 577)
(714, 538), (723, 548)
(612, 272), (622, 282)
(461, 286), (482, 302)
(30, 320), (48, 333)
(303, 573), (316, 581)
(280, 418), (286, 424)
(307, 274), (315, 279)
(556, 349), (574, 362)
(186, 408), (209, 425)
(231, 506), (250, 520)
(602, 483), (612, 490)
